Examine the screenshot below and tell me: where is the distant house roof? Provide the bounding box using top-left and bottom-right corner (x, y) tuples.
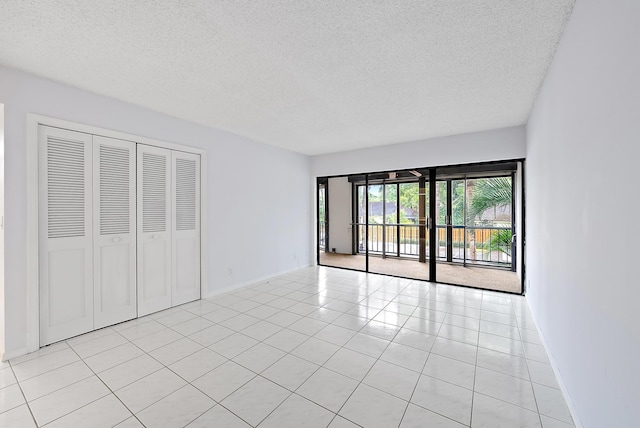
(479, 204), (511, 222)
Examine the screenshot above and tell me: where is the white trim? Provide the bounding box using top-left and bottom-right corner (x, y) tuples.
(2, 346), (29, 362)
(26, 115), (39, 353)
(526, 296), (583, 428)
(27, 114), (206, 155)
(26, 113), (208, 354)
(203, 264), (311, 299)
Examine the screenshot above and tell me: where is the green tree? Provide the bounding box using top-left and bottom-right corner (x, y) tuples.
(318, 187), (326, 221)
(399, 183), (419, 224)
(468, 177), (513, 256)
(468, 177), (512, 220)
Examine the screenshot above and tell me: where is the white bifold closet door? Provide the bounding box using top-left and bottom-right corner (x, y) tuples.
(39, 127), (201, 343)
(93, 136), (137, 329)
(137, 145), (172, 316)
(172, 151), (201, 306)
(39, 126), (94, 346)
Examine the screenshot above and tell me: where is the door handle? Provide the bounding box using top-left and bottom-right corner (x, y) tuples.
(511, 234), (517, 244)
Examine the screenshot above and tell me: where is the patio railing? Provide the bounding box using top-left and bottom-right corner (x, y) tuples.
(355, 223), (511, 266)
(356, 223), (423, 257)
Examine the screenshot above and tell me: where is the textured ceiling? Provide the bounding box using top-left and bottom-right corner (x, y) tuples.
(0, 1), (574, 155)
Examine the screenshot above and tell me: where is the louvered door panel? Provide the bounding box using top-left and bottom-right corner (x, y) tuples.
(172, 152), (201, 306)
(39, 126), (93, 345)
(137, 145), (172, 316)
(93, 136), (137, 328)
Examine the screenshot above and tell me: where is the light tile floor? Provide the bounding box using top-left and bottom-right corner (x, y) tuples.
(0, 267), (575, 427)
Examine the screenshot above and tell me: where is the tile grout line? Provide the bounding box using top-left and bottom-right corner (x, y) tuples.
(146, 293), (345, 426)
(515, 298), (546, 428)
(110, 318), (222, 426)
(396, 293), (437, 428)
(6, 361), (39, 427)
(7, 267), (569, 428)
(240, 273), (406, 426)
(400, 300), (477, 428)
(183, 278), (373, 427)
(31, 343), (138, 427)
(225, 283), (520, 422)
(325, 279), (428, 427)
(66, 338), (147, 427)
(65, 318), (212, 426)
(205, 277), (378, 427)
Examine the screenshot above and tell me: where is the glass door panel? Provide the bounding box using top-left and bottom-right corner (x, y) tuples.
(435, 181), (448, 261)
(366, 184), (384, 255)
(319, 176), (365, 272)
(434, 174), (520, 292)
(356, 184), (366, 253)
(369, 180), (428, 281)
(451, 179), (465, 262)
(464, 177), (513, 267)
(318, 183), (326, 252)
(384, 183), (398, 257)
(399, 182), (419, 258)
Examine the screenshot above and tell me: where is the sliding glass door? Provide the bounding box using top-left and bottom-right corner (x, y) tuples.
(317, 161), (523, 293)
(433, 174), (519, 292)
(364, 181), (429, 281)
(318, 175), (366, 272)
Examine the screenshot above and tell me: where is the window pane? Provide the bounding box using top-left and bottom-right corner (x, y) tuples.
(398, 183), (418, 225)
(357, 185), (365, 224)
(368, 185), (383, 224)
(451, 180), (465, 226)
(465, 176), (513, 266)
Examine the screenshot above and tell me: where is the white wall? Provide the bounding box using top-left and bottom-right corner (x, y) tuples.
(311, 126), (525, 177)
(327, 177), (352, 254)
(0, 66), (311, 359)
(0, 104), (5, 358)
(526, 1), (639, 427)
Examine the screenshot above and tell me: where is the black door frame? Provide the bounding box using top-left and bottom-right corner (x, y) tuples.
(315, 159), (525, 295)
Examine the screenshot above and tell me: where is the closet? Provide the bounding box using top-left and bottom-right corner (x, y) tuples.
(38, 125), (201, 346)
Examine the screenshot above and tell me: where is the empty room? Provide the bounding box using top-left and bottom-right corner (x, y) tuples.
(0, 1), (637, 427)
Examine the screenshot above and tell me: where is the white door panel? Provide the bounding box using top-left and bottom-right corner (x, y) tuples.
(142, 239), (171, 298)
(47, 246), (90, 327)
(39, 126), (93, 345)
(137, 145), (172, 316)
(93, 136), (137, 329)
(172, 152), (201, 306)
(174, 237), (198, 301)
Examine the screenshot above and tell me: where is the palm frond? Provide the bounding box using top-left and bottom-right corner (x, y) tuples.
(469, 177), (512, 220)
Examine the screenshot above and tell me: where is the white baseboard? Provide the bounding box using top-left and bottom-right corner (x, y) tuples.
(525, 296), (583, 428)
(1, 346), (29, 362)
(204, 264), (311, 299)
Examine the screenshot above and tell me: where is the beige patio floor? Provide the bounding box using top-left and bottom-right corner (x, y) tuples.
(319, 252), (521, 293)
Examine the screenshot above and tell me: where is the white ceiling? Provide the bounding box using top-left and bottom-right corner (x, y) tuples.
(0, 1), (574, 155)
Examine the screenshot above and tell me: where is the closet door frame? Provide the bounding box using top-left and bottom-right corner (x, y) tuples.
(25, 114), (207, 354)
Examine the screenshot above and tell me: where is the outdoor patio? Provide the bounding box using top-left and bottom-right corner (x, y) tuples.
(319, 252), (521, 293)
